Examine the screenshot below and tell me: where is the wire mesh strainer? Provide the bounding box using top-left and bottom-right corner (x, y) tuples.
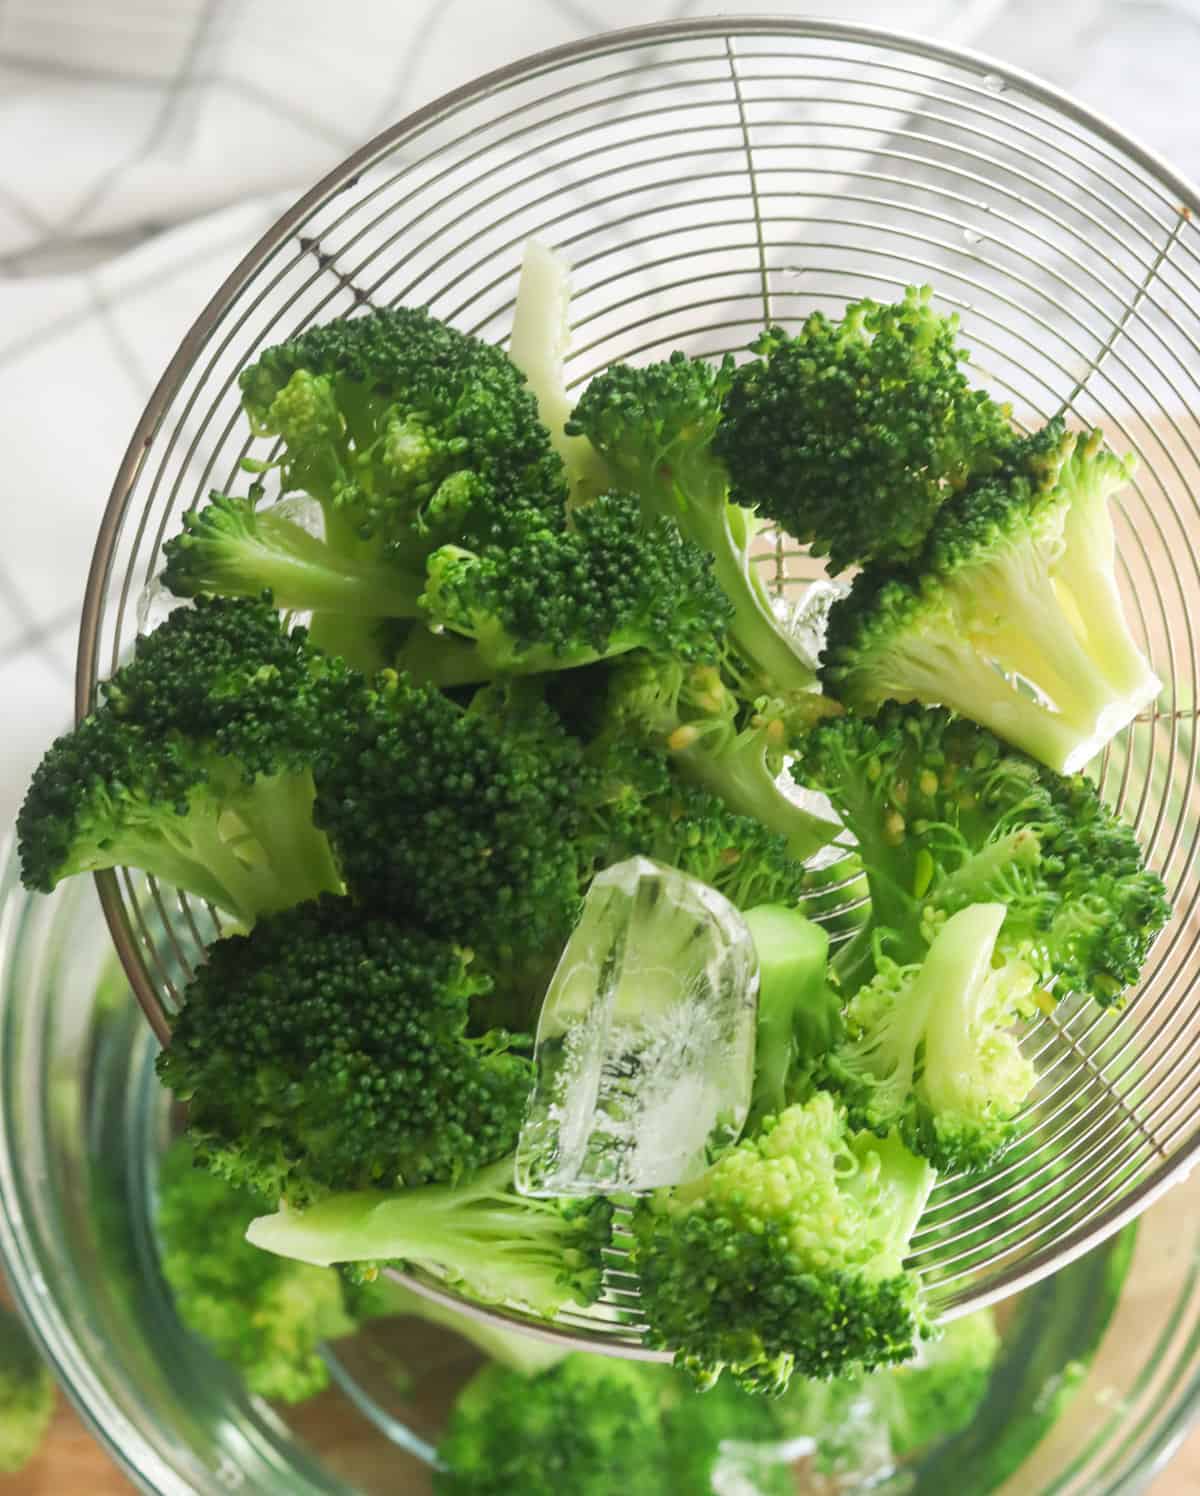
(77, 18), (1200, 1359)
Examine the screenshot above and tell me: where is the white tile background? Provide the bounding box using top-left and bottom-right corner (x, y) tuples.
(2, 0), (1198, 833)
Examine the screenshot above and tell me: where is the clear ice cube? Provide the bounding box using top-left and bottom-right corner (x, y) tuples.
(515, 856), (759, 1197)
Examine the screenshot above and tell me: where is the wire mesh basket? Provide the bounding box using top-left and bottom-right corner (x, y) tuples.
(78, 17), (1200, 1356)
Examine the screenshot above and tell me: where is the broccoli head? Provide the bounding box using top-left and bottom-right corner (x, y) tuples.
(435, 1356), (667, 1496)
(17, 595), (351, 925)
(154, 1136), (356, 1402)
(628, 1092), (936, 1393)
(313, 672), (587, 961)
(156, 897), (531, 1206)
(240, 306), (567, 555)
(0, 1309), (54, 1474)
(797, 703), (1170, 1005)
(822, 422), (1160, 773)
(418, 490), (732, 677)
(567, 351), (818, 694)
(715, 286), (1016, 572)
(245, 1154), (614, 1324)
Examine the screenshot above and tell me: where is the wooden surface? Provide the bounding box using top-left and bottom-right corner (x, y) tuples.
(2, 1381), (1198, 1493)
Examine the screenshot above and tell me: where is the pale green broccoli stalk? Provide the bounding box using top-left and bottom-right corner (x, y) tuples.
(245, 1154), (613, 1325)
(822, 422), (1160, 774)
(715, 286), (1018, 572)
(742, 904), (843, 1126)
(508, 240), (611, 507)
(820, 903), (1038, 1174)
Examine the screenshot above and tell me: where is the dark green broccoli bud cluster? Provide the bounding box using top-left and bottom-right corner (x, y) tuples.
(240, 305), (567, 554)
(313, 672), (587, 959)
(17, 595), (351, 924)
(629, 1093), (935, 1391)
(420, 490), (732, 675)
(797, 702), (1170, 1005)
(154, 1136), (357, 1401)
(435, 1356), (667, 1496)
(246, 1154), (614, 1323)
(821, 422), (1160, 774)
(715, 286), (1017, 573)
(156, 896), (530, 1205)
(568, 351), (818, 695)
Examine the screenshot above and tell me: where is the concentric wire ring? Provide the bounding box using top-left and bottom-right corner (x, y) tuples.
(76, 18), (1200, 1352)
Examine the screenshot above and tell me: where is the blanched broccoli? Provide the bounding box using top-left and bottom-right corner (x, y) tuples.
(17, 596), (350, 925)
(715, 286), (1016, 572)
(741, 904), (843, 1126)
(0, 1308), (54, 1474)
(166, 307), (568, 669)
(820, 904), (1039, 1173)
(567, 351), (819, 694)
(797, 703), (1170, 1005)
(822, 422), (1160, 773)
(312, 671), (587, 961)
(879, 1309), (1000, 1457)
(245, 1155), (613, 1324)
(606, 652), (842, 863)
(628, 1092), (936, 1392)
(154, 1136), (357, 1401)
(435, 1356), (666, 1496)
(156, 897), (531, 1206)
(417, 491), (732, 677)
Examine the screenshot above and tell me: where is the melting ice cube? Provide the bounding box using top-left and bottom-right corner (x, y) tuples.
(515, 856), (759, 1197)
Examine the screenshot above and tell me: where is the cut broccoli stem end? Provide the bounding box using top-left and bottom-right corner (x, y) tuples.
(246, 1170), (595, 1320)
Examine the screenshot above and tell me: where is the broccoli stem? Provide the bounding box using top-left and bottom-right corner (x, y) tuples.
(226, 771), (344, 912)
(306, 611), (392, 675)
(673, 731), (838, 862)
(246, 1157), (591, 1318)
(509, 240), (610, 508)
(390, 625), (495, 687)
(743, 905), (834, 1122)
(1055, 452), (1160, 708)
(928, 827), (1043, 914)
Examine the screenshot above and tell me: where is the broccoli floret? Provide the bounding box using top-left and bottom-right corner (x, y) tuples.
(715, 287), (1017, 572)
(660, 1371), (794, 1495)
(435, 1356), (667, 1495)
(163, 489), (425, 620)
(233, 306), (567, 667)
(772, 1308), (998, 1471)
(628, 1092), (936, 1393)
(822, 422), (1160, 773)
(418, 491), (732, 678)
(154, 1136), (356, 1402)
(820, 904), (1039, 1173)
(606, 652), (842, 862)
(156, 897), (531, 1206)
(879, 1309), (1000, 1457)
(742, 905), (843, 1126)
(582, 741), (811, 912)
(240, 306), (566, 555)
(17, 596), (350, 925)
(0, 1308), (54, 1474)
(567, 352), (818, 694)
(797, 703), (1170, 1005)
(245, 1155), (614, 1324)
(312, 671), (587, 960)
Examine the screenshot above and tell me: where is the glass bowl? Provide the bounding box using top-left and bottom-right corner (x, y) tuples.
(1, 847), (1198, 1496)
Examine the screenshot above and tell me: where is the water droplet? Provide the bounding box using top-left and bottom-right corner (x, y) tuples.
(962, 228), (983, 246)
(983, 72), (1006, 93)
